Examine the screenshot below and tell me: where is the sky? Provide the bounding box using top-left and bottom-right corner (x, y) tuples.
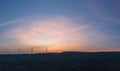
(0, 0), (120, 54)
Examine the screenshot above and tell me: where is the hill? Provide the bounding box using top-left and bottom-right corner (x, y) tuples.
(0, 52), (120, 71)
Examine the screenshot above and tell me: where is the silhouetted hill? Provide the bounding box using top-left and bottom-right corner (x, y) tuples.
(0, 52), (120, 71)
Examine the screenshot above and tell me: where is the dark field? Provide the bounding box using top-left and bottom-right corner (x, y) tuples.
(0, 52), (120, 71)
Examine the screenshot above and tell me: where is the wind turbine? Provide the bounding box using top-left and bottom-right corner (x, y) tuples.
(30, 44), (50, 54)
(31, 47), (34, 54)
(18, 48), (21, 54)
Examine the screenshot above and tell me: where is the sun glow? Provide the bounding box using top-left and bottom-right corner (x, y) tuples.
(2, 16), (108, 53)
(4, 17), (76, 47)
(25, 35), (62, 46)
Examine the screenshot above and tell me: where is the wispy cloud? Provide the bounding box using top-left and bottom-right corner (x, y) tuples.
(2, 16), (108, 51)
(0, 19), (23, 28)
(0, 16), (35, 28)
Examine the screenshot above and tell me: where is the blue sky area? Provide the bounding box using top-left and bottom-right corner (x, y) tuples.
(0, 0), (120, 53)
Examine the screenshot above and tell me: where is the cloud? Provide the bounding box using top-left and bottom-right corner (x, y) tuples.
(2, 16), (108, 51)
(0, 19), (23, 28)
(0, 16), (35, 28)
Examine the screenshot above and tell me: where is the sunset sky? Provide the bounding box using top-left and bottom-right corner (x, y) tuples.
(0, 0), (120, 54)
